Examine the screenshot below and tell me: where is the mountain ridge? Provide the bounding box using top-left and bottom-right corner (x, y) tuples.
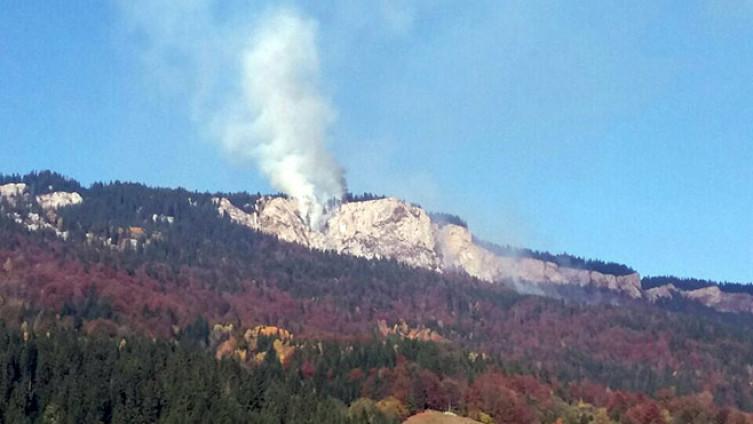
(2, 170), (752, 315)
(3, 171), (753, 419)
(214, 194), (644, 298)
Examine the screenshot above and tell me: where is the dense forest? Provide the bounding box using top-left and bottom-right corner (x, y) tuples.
(2, 171), (753, 422)
(643, 275), (753, 296)
(4, 321), (753, 424)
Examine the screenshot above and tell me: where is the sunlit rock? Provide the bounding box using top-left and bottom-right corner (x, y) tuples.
(36, 191), (83, 210)
(215, 196), (643, 298)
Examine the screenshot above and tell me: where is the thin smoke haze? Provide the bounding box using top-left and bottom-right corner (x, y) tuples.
(120, 2), (346, 228)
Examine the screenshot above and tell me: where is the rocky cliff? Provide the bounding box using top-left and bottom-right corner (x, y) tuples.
(215, 195), (643, 297)
(4, 181), (753, 313)
(0, 183), (26, 205)
(435, 223), (642, 298)
(0, 183), (83, 239)
(645, 283), (753, 314)
(0, 183), (646, 297)
(216, 196), (439, 269)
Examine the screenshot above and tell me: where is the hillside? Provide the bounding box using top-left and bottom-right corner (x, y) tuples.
(403, 411), (481, 424)
(1, 171), (753, 423)
(213, 193), (644, 299)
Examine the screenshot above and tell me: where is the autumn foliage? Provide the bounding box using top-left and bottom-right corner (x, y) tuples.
(1, 174), (753, 422)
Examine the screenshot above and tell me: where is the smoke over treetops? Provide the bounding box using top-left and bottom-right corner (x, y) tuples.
(121, 3), (346, 228)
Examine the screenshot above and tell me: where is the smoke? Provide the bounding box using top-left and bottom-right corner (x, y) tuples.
(225, 8), (346, 228)
(119, 2), (346, 228)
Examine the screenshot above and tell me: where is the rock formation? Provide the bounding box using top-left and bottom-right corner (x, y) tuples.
(4, 181), (753, 314)
(215, 195), (643, 297)
(216, 196), (440, 269)
(435, 223), (642, 298)
(642, 283), (753, 314)
(0, 183), (26, 205)
(36, 191), (83, 210)
(645, 284), (679, 302)
(0, 183), (83, 239)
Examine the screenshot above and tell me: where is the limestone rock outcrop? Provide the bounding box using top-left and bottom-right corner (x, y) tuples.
(36, 191), (83, 210)
(0, 183), (84, 211)
(435, 223), (642, 298)
(215, 196), (642, 297)
(0, 183), (83, 239)
(682, 286), (753, 314)
(645, 284), (679, 302)
(0, 183), (27, 205)
(217, 196), (440, 269)
(645, 283), (753, 314)
(684, 285), (723, 306)
(325, 199), (438, 269)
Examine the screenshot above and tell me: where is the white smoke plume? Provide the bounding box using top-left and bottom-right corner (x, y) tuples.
(224, 9), (345, 228)
(119, 3), (346, 229)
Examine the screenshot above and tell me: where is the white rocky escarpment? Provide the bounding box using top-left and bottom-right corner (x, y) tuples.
(216, 196), (439, 269)
(325, 199), (437, 268)
(644, 283), (753, 314)
(683, 285), (723, 306)
(0, 183), (83, 239)
(0, 183), (27, 202)
(645, 284), (679, 302)
(215, 195), (642, 297)
(35, 191), (83, 210)
(0, 183), (83, 211)
(214, 198), (260, 229)
(690, 287), (753, 313)
(435, 223), (642, 298)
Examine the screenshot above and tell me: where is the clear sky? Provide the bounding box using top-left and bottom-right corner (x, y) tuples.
(1, 1), (752, 282)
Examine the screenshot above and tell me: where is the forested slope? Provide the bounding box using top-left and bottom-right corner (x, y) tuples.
(1, 172), (753, 423)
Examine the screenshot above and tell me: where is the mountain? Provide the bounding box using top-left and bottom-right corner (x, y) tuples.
(2, 171), (753, 423)
(215, 193), (753, 313)
(215, 194), (643, 297)
(5, 171), (746, 313)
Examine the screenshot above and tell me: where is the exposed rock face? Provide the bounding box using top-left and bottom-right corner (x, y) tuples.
(0, 184), (83, 240)
(217, 196), (440, 269)
(434, 223), (505, 281)
(435, 223), (642, 298)
(215, 197), (260, 230)
(645, 284), (679, 302)
(0, 183), (84, 211)
(326, 199), (437, 269)
(215, 196), (642, 297)
(683, 286), (753, 314)
(253, 197), (325, 248)
(36, 191), (83, 210)
(0, 183), (27, 205)
(684, 285), (723, 306)
(644, 283), (753, 314)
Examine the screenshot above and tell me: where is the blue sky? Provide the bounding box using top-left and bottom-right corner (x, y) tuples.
(1, 1), (752, 282)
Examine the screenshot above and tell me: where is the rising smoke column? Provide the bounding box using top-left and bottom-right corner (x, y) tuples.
(222, 8), (346, 228)
(120, 3), (346, 229)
